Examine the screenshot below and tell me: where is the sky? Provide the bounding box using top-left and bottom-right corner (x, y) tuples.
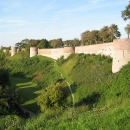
(0, 0), (129, 47)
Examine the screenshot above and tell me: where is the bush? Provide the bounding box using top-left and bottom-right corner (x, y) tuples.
(37, 82), (68, 112)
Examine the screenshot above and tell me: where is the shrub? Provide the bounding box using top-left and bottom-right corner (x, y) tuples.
(37, 82), (68, 112)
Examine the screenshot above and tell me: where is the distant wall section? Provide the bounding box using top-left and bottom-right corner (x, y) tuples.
(75, 42), (113, 57)
(38, 48), (63, 59)
(11, 46), (17, 56)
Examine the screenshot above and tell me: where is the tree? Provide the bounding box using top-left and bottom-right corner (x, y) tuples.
(50, 38), (63, 48)
(37, 39), (49, 49)
(37, 82), (68, 112)
(15, 38), (29, 48)
(125, 24), (130, 38)
(0, 69), (10, 89)
(81, 30), (90, 45)
(121, 1), (130, 21)
(109, 24), (121, 41)
(73, 38), (81, 46)
(29, 39), (38, 47)
(63, 40), (73, 46)
(86, 30), (99, 44)
(0, 51), (24, 116)
(99, 26), (110, 43)
(91, 30), (99, 44)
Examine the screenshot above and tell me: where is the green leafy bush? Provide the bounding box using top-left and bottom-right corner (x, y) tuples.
(37, 82), (68, 112)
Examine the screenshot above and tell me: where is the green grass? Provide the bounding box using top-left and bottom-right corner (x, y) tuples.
(1, 53), (130, 130)
(10, 76), (42, 113)
(8, 53), (24, 60)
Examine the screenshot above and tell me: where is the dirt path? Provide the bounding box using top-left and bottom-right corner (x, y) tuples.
(54, 60), (75, 107)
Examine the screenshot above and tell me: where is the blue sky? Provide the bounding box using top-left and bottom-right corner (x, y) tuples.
(0, 0), (129, 47)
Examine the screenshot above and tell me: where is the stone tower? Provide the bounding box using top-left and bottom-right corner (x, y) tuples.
(112, 38), (130, 73)
(11, 46), (17, 56)
(30, 47), (38, 57)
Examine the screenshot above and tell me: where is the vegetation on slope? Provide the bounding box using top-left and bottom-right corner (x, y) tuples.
(1, 53), (130, 129)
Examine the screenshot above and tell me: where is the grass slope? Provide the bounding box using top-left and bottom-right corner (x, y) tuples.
(1, 53), (130, 130)
(4, 55), (61, 114)
(10, 77), (41, 113)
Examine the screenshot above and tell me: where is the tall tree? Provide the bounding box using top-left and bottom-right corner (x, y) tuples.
(121, 1), (130, 21)
(81, 30), (90, 45)
(109, 24), (121, 41)
(125, 24), (130, 38)
(72, 38), (80, 46)
(15, 38), (29, 48)
(50, 38), (63, 48)
(29, 39), (38, 47)
(63, 40), (73, 46)
(99, 26), (110, 43)
(37, 39), (49, 49)
(86, 30), (99, 44)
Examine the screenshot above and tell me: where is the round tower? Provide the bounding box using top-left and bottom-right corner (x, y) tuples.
(63, 47), (75, 59)
(30, 47), (38, 57)
(11, 46), (17, 56)
(112, 38), (130, 73)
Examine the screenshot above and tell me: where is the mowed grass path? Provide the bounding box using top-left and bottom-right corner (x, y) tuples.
(10, 76), (42, 114)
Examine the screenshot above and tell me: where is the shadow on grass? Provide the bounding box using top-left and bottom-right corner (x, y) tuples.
(10, 76), (42, 114)
(76, 92), (101, 110)
(22, 102), (40, 114)
(70, 82), (77, 94)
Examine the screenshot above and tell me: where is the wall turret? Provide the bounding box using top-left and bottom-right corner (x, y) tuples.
(30, 47), (38, 57)
(11, 46), (17, 56)
(112, 38), (130, 73)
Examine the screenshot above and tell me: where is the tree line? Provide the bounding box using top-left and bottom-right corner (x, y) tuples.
(14, 23), (121, 50)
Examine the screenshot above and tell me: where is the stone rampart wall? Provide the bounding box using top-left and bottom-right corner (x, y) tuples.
(38, 48), (64, 59)
(10, 38), (130, 73)
(75, 42), (113, 57)
(112, 39), (130, 73)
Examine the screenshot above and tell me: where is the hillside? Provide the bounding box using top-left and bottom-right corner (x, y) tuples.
(1, 53), (130, 129)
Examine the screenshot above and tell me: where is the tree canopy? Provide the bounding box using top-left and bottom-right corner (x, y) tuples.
(125, 24), (130, 38)
(81, 24), (121, 45)
(121, 1), (130, 21)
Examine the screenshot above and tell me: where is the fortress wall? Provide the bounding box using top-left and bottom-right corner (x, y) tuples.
(75, 42), (113, 57)
(63, 47), (75, 59)
(112, 39), (130, 73)
(14, 38), (130, 73)
(38, 48), (64, 59)
(38, 49), (51, 55)
(113, 38), (130, 50)
(11, 46), (17, 56)
(50, 48), (64, 59)
(30, 47), (38, 57)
